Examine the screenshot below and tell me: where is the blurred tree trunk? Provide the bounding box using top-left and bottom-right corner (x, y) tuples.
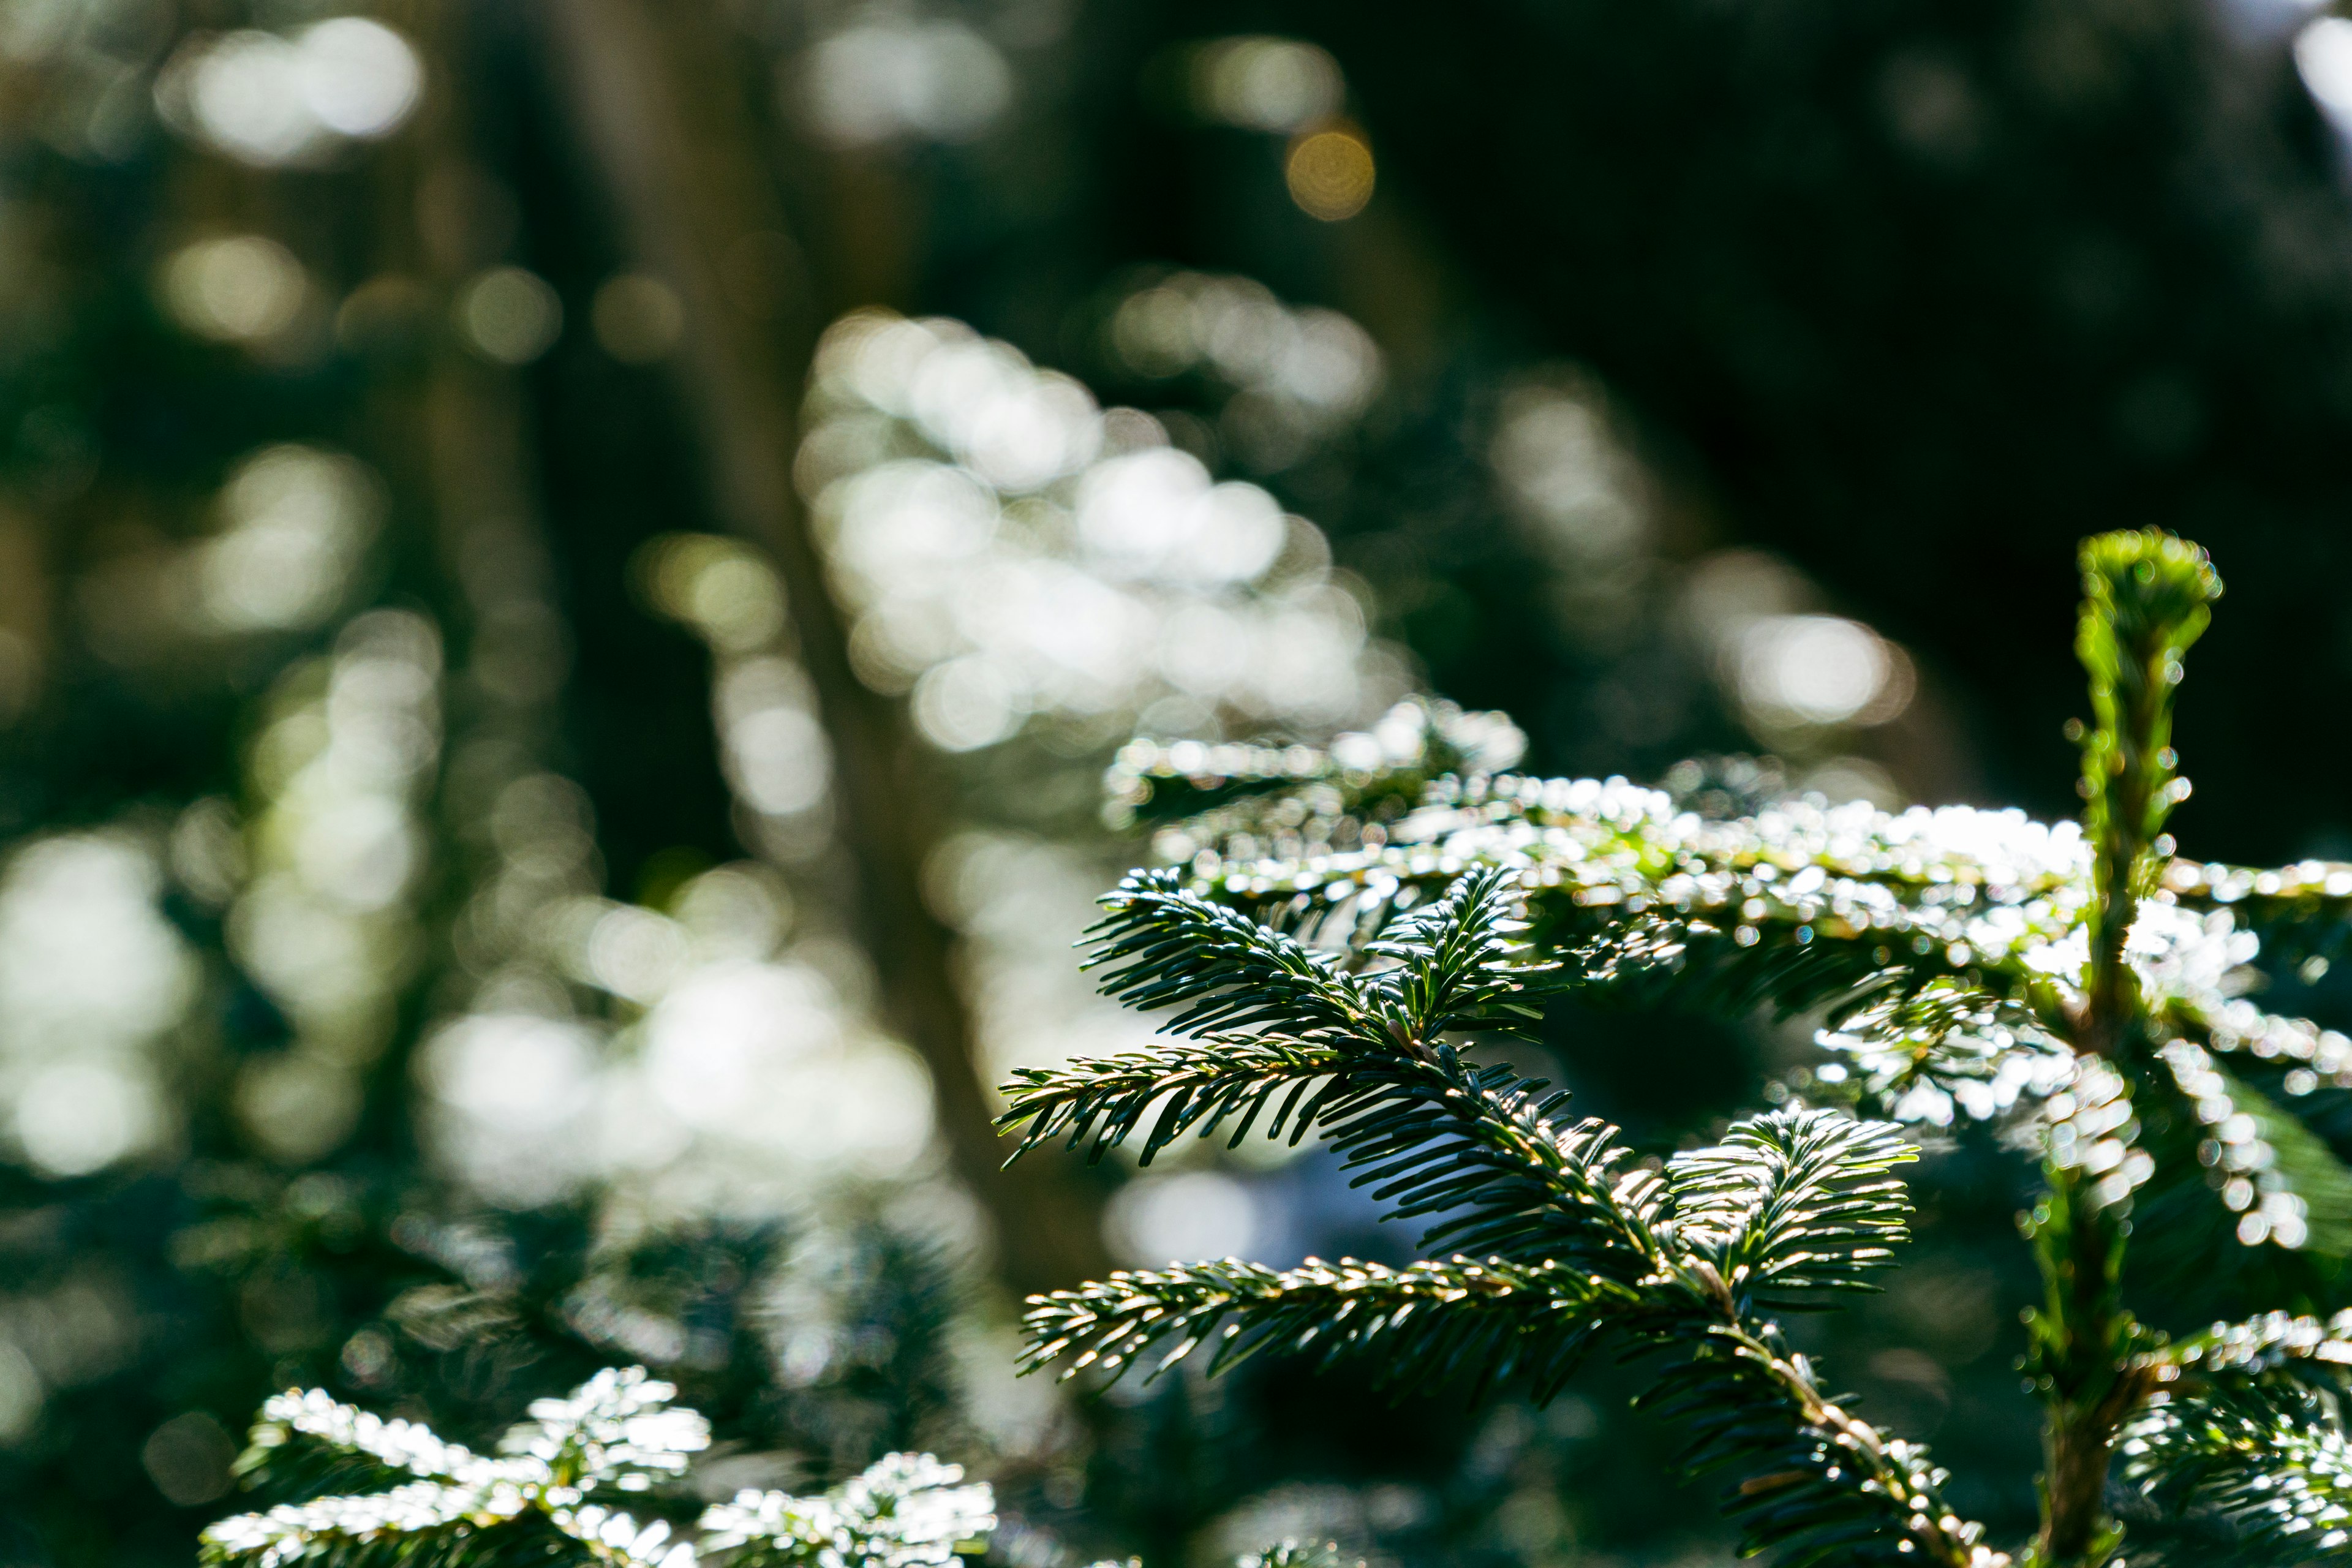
(534, 0), (1110, 1297)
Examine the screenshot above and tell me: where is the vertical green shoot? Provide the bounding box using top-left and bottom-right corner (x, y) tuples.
(2073, 529), (2221, 1050)
(2027, 530), (2222, 1567)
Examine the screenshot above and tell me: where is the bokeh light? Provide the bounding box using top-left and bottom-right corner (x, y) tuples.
(592, 274), (685, 364)
(0, 835), (194, 1177)
(804, 307), (1406, 755)
(1106, 1169), (1262, 1264)
(796, 18), (1011, 148)
(163, 236), (310, 344)
(157, 20), (422, 167)
(1189, 37), (1345, 132)
(1106, 271), (1382, 472)
(458, 266), (563, 365)
(1735, 614), (1911, 728)
(228, 611), (442, 1161)
(1681, 548), (1916, 744)
(198, 446), (386, 633)
(2297, 17), (2352, 135)
(1284, 125), (1375, 220)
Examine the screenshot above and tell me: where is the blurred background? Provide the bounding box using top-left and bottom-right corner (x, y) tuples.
(7, 0), (2352, 1562)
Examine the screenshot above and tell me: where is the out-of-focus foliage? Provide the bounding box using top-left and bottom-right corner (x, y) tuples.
(3, 0), (2352, 1564)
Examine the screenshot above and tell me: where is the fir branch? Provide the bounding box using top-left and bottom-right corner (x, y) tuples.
(1169, 786), (2099, 1128)
(1815, 978), (2073, 1124)
(554, 1510), (698, 1568)
(200, 1486), (539, 1568)
(209, 1374), (996, 1568)
(239, 1387), (495, 1490)
(1082, 862), (1548, 1053)
(1664, 1108), (1915, 1305)
(205, 1371), (712, 1568)
(1102, 696), (1525, 844)
(1028, 856), (2000, 1561)
(1084, 867), (1377, 1046)
(1020, 864), (1653, 1271)
(2116, 1384), (2352, 1563)
(2172, 996), (2352, 1090)
(1629, 1316), (1993, 1568)
(997, 1035), (1348, 1164)
(1019, 1255), (1624, 1403)
(1317, 1052), (1663, 1272)
(2124, 1039), (2352, 1262)
(2162, 858), (2352, 962)
(2147, 1308), (2352, 1381)
(1362, 864), (1556, 1041)
(1003, 1031), (1661, 1275)
(499, 1370), (712, 1493)
(698, 1454), (994, 1568)
(1644, 1112), (1990, 1565)
(1020, 1102), (1999, 1567)
(2038, 1056), (2152, 1215)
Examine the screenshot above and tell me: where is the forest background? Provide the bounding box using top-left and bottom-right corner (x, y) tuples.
(9, 0), (2352, 1562)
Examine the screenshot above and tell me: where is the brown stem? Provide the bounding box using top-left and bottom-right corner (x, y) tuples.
(533, 0), (1107, 1295)
(2033, 1168), (2138, 1566)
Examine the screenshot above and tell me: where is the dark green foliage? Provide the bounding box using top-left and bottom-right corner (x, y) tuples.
(1664, 1111), (1914, 1306)
(1010, 861), (1988, 1564)
(2118, 1045), (2352, 1303)
(2117, 1384), (2352, 1564)
(1006, 530), (2352, 1567)
(1102, 699), (1525, 846)
(1022, 1256), (1615, 1404)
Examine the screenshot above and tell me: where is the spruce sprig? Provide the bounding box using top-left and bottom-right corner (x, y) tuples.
(1008, 862), (1993, 1564)
(199, 1374), (993, 1568)
(1013, 530), (2352, 1567)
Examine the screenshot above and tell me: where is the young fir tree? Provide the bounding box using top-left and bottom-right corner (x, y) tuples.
(204, 529), (2352, 1566)
(1002, 529), (2352, 1567)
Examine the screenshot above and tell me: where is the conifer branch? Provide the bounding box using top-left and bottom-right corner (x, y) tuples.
(2021, 530), (2223, 1568)
(203, 1374), (992, 1568)
(1017, 857), (2001, 1561)
(1034, 526), (2352, 1568)
(2116, 1384), (2352, 1563)
(203, 1371), (711, 1568)
(1016, 865), (1657, 1272)
(2163, 857), (2352, 958)
(1171, 788), (2096, 1126)
(998, 1035), (1349, 1164)
(1020, 1255), (1627, 1403)
(1664, 1110), (1915, 1305)
(1103, 696), (1525, 844)
(2122, 1039), (2352, 1268)
(1020, 1104), (1997, 1567)
(698, 1455), (995, 1567)
(2168, 997), (2352, 1088)
(2145, 1308), (2352, 1381)
(1629, 1313), (1993, 1568)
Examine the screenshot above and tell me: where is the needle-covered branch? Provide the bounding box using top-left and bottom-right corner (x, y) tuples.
(2116, 1384), (2352, 1564)
(1664, 1109), (1917, 1306)
(1020, 1255), (1628, 1403)
(1038, 531), (2352, 1568)
(202, 1374), (994, 1568)
(1019, 1099), (1990, 1567)
(1011, 831), (2000, 1562)
(1008, 865), (1654, 1273)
